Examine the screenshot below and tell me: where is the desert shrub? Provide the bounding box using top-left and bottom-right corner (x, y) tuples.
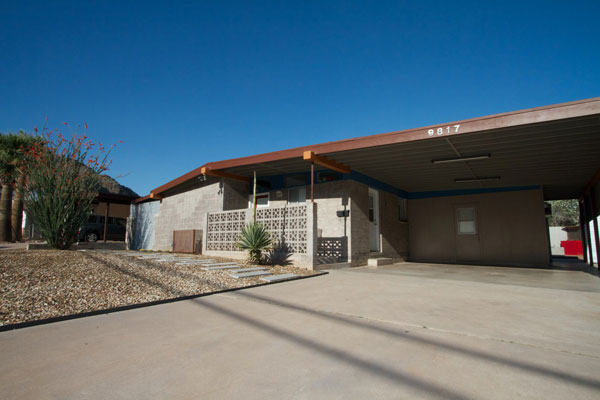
(22, 126), (114, 249)
(236, 222), (273, 264)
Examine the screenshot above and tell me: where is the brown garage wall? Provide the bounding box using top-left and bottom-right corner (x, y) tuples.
(408, 188), (550, 267)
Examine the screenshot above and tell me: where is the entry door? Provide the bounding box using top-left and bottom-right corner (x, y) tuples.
(368, 188), (380, 252)
(455, 206), (481, 262)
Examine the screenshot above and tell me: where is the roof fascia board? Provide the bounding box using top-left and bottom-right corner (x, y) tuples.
(205, 97), (600, 171)
(151, 97), (600, 195)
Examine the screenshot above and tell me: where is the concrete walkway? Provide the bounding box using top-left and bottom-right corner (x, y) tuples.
(1, 263), (600, 399)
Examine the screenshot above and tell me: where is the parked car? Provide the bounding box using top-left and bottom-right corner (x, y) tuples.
(78, 215), (127, 242)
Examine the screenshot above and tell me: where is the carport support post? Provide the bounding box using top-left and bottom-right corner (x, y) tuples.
(588, 192), (600, 268)
(310, 161), (314, 203)
(103, 202), (110, 243)
(584, 196), (595, 266)
(579, 200), (588, 264)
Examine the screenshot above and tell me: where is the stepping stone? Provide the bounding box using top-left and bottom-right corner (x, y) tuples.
(229, 271), (272, 279)
(203, 262), (241, 267)
(260, 273), (299, 282)
(234, 267), (267, 273)
(201, 265), (241, 271)
(175, 260), (207, 264)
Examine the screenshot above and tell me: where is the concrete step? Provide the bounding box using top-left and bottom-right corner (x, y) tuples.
(229, 271), (272, 279)
(367, 257), (393, 267)
(203, 262), (241, 267)
(234, 267), (268, 273)
(201, 265), (240, 271)
(260, 273), (299, 282)
(175, 261), (206, 265)
(176, 260), (214, 265)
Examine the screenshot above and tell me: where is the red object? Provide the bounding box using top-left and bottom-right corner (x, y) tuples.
(560, 240), (583, 256)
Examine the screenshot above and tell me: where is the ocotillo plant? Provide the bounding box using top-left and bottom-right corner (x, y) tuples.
(22, 124), (116, 249)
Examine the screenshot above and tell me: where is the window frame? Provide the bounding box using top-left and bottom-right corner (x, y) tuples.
(456, 207), (477, 235)
(288, 187), (307, 204)
(248, 192), (270, 208)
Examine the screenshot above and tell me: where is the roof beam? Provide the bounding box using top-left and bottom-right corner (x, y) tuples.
(303, 151), (351, 174)
(200, 167), (251, 183)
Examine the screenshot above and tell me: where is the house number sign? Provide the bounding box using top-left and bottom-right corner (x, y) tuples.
(427, 124), (460, 137)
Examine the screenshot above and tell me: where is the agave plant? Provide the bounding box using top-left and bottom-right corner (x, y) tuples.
(236, 222), (273, 264)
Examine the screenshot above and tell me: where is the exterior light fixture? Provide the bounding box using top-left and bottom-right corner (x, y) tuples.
(454, 176), (500, 183)
(432, 154), (491, 164)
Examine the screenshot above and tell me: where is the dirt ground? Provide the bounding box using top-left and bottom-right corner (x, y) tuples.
(0, 249), (317, 326)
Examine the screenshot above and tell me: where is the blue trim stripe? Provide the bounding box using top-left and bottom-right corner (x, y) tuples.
(257, 169), (539, 200)
(348, 171), (409, 198)
(407, 185), (541, 199)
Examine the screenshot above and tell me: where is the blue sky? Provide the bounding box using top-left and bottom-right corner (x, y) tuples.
(1, 1), (599, 196)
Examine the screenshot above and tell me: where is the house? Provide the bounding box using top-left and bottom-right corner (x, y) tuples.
(129, 97), (600, 271)
(23, 175), (138, 242)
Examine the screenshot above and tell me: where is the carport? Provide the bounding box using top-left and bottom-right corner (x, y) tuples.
(152, 98), (600, 270)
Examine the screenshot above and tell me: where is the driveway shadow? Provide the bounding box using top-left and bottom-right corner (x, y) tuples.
(86, 252), (600, 397)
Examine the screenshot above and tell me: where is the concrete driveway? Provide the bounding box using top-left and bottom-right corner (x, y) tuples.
(2, 262), (600, 399)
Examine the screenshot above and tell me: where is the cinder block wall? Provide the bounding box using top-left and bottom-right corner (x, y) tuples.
(259, 179), (408, 266)
(153, 177), (226, 251)
(223, 180), (250, 210)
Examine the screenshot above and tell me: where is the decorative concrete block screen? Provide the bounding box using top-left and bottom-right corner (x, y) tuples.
(205, 210), (246, 251)
(317, 237), (348, 262)
(256, 205), (308, 254)
(206, 205), (308, 254)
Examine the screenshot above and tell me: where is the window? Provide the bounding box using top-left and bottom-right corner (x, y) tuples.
(456, 207), (476, 234)
(398, 199), (407, 221)
(248, 193), (269, 208)
(288, 187), (306, 204)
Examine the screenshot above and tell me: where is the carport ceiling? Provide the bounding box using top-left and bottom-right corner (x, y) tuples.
(153, 98), (600, 200)
(222, 115), (600, 200)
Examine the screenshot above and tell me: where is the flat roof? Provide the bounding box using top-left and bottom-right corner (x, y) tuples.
(151, 97), (600, 200)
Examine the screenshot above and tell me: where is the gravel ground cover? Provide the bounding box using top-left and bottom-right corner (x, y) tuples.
(0, 249), (319, 326)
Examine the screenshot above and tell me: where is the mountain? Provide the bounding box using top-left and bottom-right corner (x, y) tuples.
(98, 175), (139, 198)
